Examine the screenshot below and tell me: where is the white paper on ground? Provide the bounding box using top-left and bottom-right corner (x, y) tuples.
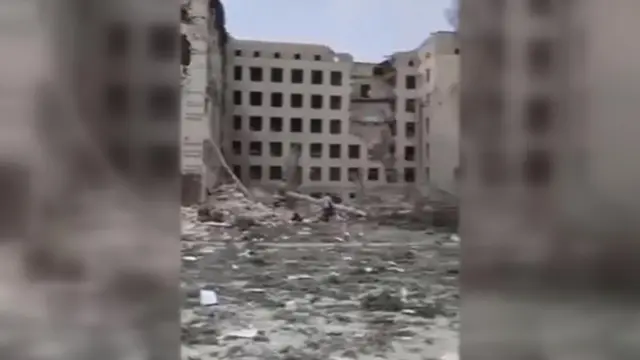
(199, 289), (218, 306)
(223, 328), (258, 339)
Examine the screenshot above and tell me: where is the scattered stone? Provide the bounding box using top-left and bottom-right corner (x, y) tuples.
(234, 215), (258, 230)
(360, 290), (404, 312)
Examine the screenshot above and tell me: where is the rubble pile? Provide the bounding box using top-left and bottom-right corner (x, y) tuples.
(181, 185), (460, 360)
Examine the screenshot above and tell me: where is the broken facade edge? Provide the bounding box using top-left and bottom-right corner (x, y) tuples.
(181, 0), (230, 205)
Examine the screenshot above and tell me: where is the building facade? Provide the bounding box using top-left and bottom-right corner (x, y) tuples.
(180, 0), (228, 204)
(225, 33), (460, 201)
(417, 32), (460, 197)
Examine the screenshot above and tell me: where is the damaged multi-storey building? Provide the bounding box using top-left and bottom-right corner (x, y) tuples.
(179, 1), (459, 204)
(180, 0), (228, 204)
(223, 31), (460, 202)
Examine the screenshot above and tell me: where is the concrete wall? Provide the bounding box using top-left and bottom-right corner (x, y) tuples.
(181, 0), (228, 204)
(180, 0), (209, 202)
(417, 32), (460, 195)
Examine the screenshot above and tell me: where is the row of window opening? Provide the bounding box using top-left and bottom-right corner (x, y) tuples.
(232, 165), (429, 183)
(234, 49), (327, 61)
(234, 66), (344, 86)
(232, 115), (428, 136)
(231, 141), (429, 161)
(233, 91), (344, 110)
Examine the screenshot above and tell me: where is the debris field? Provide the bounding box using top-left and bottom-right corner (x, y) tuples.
(181, 186), (459, 360)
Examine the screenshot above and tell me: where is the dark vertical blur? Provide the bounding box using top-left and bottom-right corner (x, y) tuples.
(0, 0), (180, 358)
(460, 0), (640, 359)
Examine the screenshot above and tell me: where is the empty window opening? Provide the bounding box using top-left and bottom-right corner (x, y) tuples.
(360, 84), (371, 98)
(269, 166), (282, 180)
(314, 55), (322, 61)
(348, 168), (361, 182)
(290, 94), (303, 108)
(329, 144), (341, 159)
(253, 51), (260, 57)
(274, 52), (281, 58)
(233, 90), (242, 105)
(290, 142), (302, 156)
(405, 99), (416, 113)
(367, 168), (379, 181)
(310, 118), (323, 133)
(404, 146), (415, 161)
(249, 67), (263, 81)
(310, 143), (323, 158)
(181, 33), (191, 68)
(271, 92), (283, 107)
(330, 71), (343, 86)
(269, 142), (283, 157)
(294, 53), (301, 60)
(249, 141), (262, 156)
(329, 167), (341, 181)
(405, 122), (416, 137)
(404, 168), (416, 182)
(309, 167), (322, 181)
(291, 69), (304, 83)
(249, 116), (262, 131)
(249, 91), (263, 106)
(348, 145), (360, 159)
(270, 117), (283, 132)
(405, 75), (416, 89)
(234, 50), (242, 56)
(290, 117), (302, 132)
(233, 65), (242, 81)
(330, 96), (342, 110)
(311, 95), (323, 109)
(311, 70), (323, 85)
(329, 119), (341, 134)
(232, 141), (241, 155)
(232, 165), (242, 179)
(271, 67), (283, 82)
(249, 166), (262, 180)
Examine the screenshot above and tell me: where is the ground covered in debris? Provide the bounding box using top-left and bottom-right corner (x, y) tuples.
(181, 187), (459, 360)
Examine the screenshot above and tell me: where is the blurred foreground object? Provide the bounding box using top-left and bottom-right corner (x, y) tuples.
(460, 0), (640, 359)
(0, 0), (180, 359)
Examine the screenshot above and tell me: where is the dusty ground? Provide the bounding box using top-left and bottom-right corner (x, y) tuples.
(181, 207), (459, 360)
